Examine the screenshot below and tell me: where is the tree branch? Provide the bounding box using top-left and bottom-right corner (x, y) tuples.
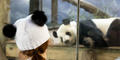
(62, 0), (111, 18)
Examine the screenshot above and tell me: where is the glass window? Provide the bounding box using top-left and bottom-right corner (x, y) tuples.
(10, 0), (29, 24)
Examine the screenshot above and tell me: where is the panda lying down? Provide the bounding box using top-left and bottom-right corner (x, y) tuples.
(53, 18), (120, 48)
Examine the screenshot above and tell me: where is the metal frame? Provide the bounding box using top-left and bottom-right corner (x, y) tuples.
(76, 0), (80, 60)
(39, 0), (43, 10)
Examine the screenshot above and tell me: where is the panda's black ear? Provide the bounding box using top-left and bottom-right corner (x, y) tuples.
(62, 18), (70, 25)
(53, 31), (58, 38)
(31, 10), (47, 26)
(2, 24), (16, 38)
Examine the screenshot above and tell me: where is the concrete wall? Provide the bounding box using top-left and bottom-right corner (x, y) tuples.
(0, 0), (10, 60)
(0, 0), (10, 49)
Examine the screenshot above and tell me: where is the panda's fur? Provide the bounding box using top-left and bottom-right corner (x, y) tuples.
(53, 17), (120, 48)
(3, 10), (49, 60)
(92, 18), (119, 36)
(79, 19), (108, 48)
(81, 18), (120, 48)
(53, 20), (77, 45)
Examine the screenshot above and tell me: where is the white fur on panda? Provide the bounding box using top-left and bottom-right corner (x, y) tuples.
(14, 15), (50, 51)
(56, 21), (77, 44)
(70, 21), (77, 35)
(92, 17), (120, 36)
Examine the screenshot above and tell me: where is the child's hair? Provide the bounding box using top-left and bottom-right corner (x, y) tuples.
(21, 40), (49, 60)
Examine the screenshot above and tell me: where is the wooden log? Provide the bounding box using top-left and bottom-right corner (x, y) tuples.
(62, 0), (111, 18)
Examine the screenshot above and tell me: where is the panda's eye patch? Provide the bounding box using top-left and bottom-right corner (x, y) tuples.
(66, 32), (72, 36)
(53, 31), (58, 38)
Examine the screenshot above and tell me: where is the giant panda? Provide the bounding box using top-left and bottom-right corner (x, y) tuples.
(3, 10), (50, 60)
(53, 17), (120, 48)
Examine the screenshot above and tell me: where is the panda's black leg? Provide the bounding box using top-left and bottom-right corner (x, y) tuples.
(94, 37), (108, 48)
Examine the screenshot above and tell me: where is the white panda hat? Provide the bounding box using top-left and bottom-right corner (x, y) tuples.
(3, 10), (50, 51)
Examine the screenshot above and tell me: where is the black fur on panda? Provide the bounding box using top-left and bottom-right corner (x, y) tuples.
(62, 18), (71, 25)
(79, 20), (108, 48)
(52, 19), (77, 46)
(2, 10), (47, 38)
(52, 19), (108, 48)
(53, 18), (120, 48)
(79, 18), (120, 48)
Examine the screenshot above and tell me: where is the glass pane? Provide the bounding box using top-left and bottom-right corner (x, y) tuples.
(7, 0), (30, 60)
(10, 0), (29, 24)
(79, 0), (120, 48)
(43, 0), (77, 60)
(78, 0), (120, 60)
(8, 0), (120, 60)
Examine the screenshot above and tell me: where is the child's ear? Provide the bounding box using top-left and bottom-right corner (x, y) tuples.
(31, 10), (47, 26)
(3, 24), (16, 38)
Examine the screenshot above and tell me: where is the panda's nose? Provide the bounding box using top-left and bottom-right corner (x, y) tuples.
(65, 40), (70, 44)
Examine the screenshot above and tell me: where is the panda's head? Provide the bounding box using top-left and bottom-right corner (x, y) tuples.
(52, 20), (77, 46)
(53, 31), (75, 45)
(3, 10), (47, 38)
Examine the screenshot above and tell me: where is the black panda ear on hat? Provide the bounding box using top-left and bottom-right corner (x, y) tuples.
(2, 24), (16, 38)
(31, 10), (47, 26)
